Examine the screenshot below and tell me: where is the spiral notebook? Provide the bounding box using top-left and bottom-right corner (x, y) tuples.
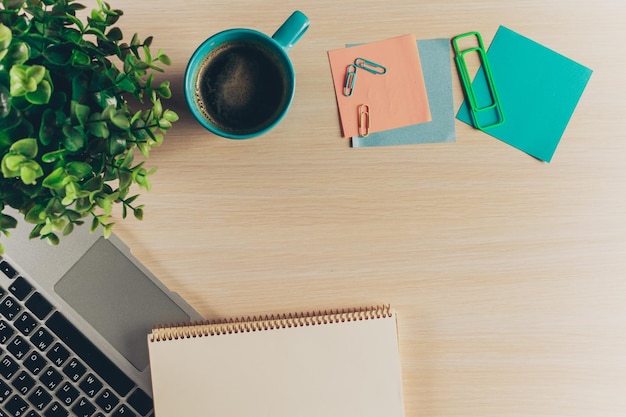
(147, 306), (405, 417)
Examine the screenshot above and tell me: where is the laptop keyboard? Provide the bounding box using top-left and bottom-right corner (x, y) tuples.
(0, 259), (153, 417)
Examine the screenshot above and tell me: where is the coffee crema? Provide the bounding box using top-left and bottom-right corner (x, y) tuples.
(194, 41), (289, 135)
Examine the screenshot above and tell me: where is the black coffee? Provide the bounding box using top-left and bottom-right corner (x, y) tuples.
(195, 41), (289, 135)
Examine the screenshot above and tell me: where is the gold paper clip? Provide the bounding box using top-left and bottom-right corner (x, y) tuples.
(343, 64), (357, 96)
(358, 104), (370, 137)
(355, 58), (387, 75)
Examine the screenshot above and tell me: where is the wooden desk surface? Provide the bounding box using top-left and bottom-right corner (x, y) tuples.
(111, 1), (625, 416)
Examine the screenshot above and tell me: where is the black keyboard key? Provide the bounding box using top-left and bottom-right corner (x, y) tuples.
(39, 367), (63, 391)
(46, 312), (134, 396)
(8, 277), (33, 301)
(0, 355), (19, 379)
(0, 261), (17, 279)
(46, 343), (69, 367)
(62, 358), (86, 382)
(25, 293), (53, 320)
(30, 328), (54, 351)
(56, 382), (80, 407)
(44, 401), (68, 417)
(12, 371), (36, 395)
(6, 394), (29, 417)
(0, 320), (15, 344)
(72, 397), (96, 417)
(0, 379), (13, 403)
(79, 373), (103, 398)
(113, 404), (136, 417)
(28, 386), (52, 411)
(25, 410), (41, 417)
(7, 335), (31, 360)
(15, 311), (38, 335)
(0, 297), (21, 320)
(127, 388), (152, 416)
(23, 351), (46, 375)
(95, 389), (118, 413)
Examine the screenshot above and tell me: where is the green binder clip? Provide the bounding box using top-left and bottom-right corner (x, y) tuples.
(452, 32), (505, 130)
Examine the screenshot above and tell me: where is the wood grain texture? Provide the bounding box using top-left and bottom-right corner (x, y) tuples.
(107, 1), (625, 416)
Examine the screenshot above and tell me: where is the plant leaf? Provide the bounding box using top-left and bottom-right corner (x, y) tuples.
(102, 104), (116, 120)
(39, 109), (63, 146)
(71, 100), (90, 126)
(0, 23), (12, 51)
(70, 50), (91, 67)
(107, 27), (123, 42)
(4, 154), (25, 171)
(61, 28), (83, 43)
(85, 27), (107, 40)
(111, 113), (130, 130)
(152, 97), (162, 118)
(25, 65), (46, 83)
(157, 51), (171, 66)
(82, 176), (103, 192)
(90, 216), (99, 232)
(4, 42), (30, 66)
(118, 170), (132, 190)
(10, 138), (38, 158)
(107, 135), (126, 155)
(0, 106), (20, 131)
(62, 125), (86, 152)
(25, 205), (46, 224)
(133, 206), (143, 221)
(9, 65), (30, 96)
(157, 119), (172, 130)
(25, 79), (52, 105)
(64, 13), (85, 31)
(103, 223), (113, 239)
(87, 120), (109, 138)
(42, 167), (65, 189)
(157, 81), (172, 98)
(162, 109), (179, 123)
(43, 45), (71, 66)
(19, 160), (44, 184)
(0, 214), (18, 230)
(46, 233), (60, 246)
(66, 161), (92, 179)
(62, 222), (74, 236)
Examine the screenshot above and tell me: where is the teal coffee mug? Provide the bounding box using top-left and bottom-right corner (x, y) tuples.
(184, 11), (310, 139)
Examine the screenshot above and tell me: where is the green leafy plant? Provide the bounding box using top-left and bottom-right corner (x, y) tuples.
(0, 0), (178, 252)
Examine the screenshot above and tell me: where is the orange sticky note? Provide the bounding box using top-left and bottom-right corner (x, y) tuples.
(328, 34), (431, 138)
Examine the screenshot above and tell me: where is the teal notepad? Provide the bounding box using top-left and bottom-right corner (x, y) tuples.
(352, 39), (456, 148)
(457, 26), (593, 162)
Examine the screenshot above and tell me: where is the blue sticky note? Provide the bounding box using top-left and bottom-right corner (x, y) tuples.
(457, 26), (593, 162)
(351, 39), (456, 148)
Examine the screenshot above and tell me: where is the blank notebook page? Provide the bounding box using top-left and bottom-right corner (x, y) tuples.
(147, 307), (405, 417)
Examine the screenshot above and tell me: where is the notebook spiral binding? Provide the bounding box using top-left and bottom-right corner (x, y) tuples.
(150, 305), (393, 342)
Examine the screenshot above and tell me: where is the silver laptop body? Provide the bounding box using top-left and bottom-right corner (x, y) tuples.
(0, 210), (202, 416)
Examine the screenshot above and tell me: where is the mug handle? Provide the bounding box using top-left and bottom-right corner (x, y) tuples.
(272, 10), (310, 52)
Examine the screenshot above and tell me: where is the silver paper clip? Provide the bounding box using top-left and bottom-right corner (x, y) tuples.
(343, 64), (358, 96)
(355, 58), (387, 75)
(358, 104), (370, 137)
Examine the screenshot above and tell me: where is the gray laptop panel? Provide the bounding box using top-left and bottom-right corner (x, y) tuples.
(0, 208), (203, 398)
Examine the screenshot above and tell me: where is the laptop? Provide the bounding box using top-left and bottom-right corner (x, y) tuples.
(0, 209), (203, 417)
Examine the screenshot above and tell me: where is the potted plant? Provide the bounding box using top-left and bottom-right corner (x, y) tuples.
(0, 0), (178, 252)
